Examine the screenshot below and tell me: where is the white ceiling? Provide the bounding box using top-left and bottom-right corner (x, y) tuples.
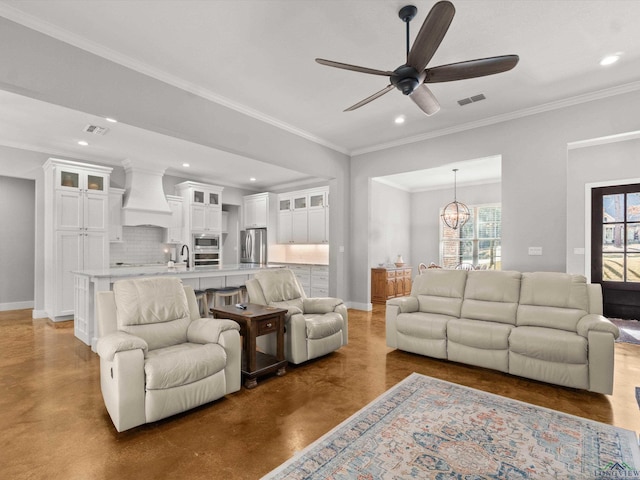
(1, 0), (639, 189)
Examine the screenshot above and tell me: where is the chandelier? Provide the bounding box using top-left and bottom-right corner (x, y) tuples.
(441, 168), (470, 230)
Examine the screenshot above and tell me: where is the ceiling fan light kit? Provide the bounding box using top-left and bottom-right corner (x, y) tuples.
(316, 1), (519, 116)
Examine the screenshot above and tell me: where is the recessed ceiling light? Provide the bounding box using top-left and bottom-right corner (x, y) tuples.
(249, 177), (257, 182)
(77, 140), (88, 146)
(600, 54), (621, 66)
(394, 115), (405, 124)
(182, 163), (190, 167)
(105, 117), (118, 123)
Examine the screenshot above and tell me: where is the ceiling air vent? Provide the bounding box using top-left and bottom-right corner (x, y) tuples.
(457, 93), (486, 106)
(83, 124), (109, 135)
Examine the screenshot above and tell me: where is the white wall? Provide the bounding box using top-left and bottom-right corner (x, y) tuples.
(567, 136), (640, 277)
(370, 180), (411, 268)
(410, 182), (501, 270)
(0, 175), (35, 309)
(350, 90), (640, 306)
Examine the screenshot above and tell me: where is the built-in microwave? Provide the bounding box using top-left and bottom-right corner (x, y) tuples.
(193, 233), (220, 251)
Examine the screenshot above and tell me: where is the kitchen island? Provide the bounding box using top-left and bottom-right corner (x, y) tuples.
(73, 263), (282, 351)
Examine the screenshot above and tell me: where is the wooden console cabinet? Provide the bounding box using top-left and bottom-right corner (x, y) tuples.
(371, 267), (413, 304)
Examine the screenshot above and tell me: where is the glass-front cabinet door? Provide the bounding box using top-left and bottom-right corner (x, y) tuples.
(57, 168), (107, 193)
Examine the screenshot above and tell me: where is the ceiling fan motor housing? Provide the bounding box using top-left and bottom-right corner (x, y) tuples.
(392, 65), (420, 95)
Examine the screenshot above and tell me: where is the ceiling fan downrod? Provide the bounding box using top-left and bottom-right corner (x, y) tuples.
(399, 5), (417, 60)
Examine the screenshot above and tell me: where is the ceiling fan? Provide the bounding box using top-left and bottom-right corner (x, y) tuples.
(315, 1), (519, 115)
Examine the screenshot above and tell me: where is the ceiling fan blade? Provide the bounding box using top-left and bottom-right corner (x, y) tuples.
(424, 55), (519, 83)
(316, 58), (393, 77)
(409, 84), (441, 116)
(344, 84), (395, 112)
(407, 1), (455, 72)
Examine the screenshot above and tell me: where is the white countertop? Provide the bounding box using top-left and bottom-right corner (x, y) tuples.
(73, 263), (282, 279)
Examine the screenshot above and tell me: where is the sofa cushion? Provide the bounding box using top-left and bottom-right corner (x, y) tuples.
(516, 273), (589, 332)
(145, 343), (227, 390)
(412, 269), (467, 317)
(448, 318), (513, 350)
(519, 272), (589, 310)
(461, 270), (521, 325)
(304, 312), (343, 339)
(255, 269), (304, 303)
(509, 326), (587, 364)
(396, 312), (451, 340)
(113, 277), (191, 350)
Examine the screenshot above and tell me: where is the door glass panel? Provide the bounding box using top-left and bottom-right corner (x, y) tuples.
(627, 193), (640, 221)
(628, 224), (640, 252)
(603, 194), (625, 222)
(87, 175), (104, 191)
(602, 253), (624, 281)
(194, 191), (204, 203)
(209, 193), (219, 205)
(603, 224), (625, 251)
(60, 171), (79, 188)
(627, 253), (640, 282)
(294, 197), (306, 209)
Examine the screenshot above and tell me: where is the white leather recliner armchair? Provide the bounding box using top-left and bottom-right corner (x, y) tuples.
(95, 277), (241, 432)
(246, 269), (348, 365)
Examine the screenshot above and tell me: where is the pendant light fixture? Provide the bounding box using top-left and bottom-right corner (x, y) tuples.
(441, 168), (470, 229)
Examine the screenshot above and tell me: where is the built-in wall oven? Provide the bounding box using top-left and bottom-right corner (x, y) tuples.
(193, 234), (220, 267)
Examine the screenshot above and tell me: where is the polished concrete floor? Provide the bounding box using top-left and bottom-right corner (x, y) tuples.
(1, 306), (639, 479)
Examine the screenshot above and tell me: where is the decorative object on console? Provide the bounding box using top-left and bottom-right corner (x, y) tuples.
(263, 373), (640, 479)
(441, 168), (470, 229)
(394, 254), (405, 267)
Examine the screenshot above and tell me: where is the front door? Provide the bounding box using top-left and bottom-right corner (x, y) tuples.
(591, 184), (640, 319)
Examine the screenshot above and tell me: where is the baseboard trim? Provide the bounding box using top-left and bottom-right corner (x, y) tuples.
(32, 309), (49, 319)
(347, 301), (373, 311)
(0, 301), (34, 312)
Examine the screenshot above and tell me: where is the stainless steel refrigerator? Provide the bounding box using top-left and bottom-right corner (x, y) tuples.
(240, 228), (267, 264)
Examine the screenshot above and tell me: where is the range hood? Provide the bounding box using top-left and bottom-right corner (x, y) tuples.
(121, 159), (172, 228)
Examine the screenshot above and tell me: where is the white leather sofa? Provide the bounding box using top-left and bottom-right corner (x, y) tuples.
(246, 268), (348, 364)
(386, 270), (619, 394)
(96, 277), (241, 432)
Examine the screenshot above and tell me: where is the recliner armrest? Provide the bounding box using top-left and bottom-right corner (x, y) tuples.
(187, 318), (240, 344)
(387, 296), (419, 313)
(96, 331), (148, 361)
(303, 297), (344, 314)
(576, 314), (619, 339)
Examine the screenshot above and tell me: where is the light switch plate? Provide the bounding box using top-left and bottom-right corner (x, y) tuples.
(528, 246), (543, 256)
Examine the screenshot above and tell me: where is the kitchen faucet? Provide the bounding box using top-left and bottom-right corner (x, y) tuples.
(180, 244), (190, 269)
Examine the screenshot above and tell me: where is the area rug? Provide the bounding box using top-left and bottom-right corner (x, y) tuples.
(609, 318), (640, 345)
(263, 373), (640, 479)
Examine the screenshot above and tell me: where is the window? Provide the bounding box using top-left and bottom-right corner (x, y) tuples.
(440, 204), (501, 269)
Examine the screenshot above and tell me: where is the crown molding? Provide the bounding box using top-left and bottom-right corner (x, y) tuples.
(0, 4), (350, 156)
(352, 81), (640, 157)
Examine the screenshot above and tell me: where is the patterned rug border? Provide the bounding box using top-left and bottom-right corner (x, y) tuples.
(263, 372), (640, 479)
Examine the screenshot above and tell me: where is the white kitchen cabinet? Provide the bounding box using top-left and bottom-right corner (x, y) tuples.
(307, 188), (329, 244)
(277, 187), (329, 244)
(165, 195), (183, 244)
(222, 211), (229, 233)
(310, 265), (330, 297)
(176, 181), (223, 234)
(109, 188), (124, 242)
(243, 193), (269, 228)
(43, 158), (112, 327)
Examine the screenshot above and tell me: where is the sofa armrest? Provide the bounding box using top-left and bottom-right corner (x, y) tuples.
(96, 331), (148, 361)
(187, 318), (240, 345)
(576, 314), (619, 339)
(303, 297), (344, 314)
(386, 296), (419, 313)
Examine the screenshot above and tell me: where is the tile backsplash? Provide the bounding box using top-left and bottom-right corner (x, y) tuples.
(110, 226), (176, 265)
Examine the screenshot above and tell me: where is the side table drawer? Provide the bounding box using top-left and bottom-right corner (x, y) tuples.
(257, 317), (278, 335)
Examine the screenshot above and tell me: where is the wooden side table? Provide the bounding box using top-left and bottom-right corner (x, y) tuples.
(211, 303), (287, 389)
